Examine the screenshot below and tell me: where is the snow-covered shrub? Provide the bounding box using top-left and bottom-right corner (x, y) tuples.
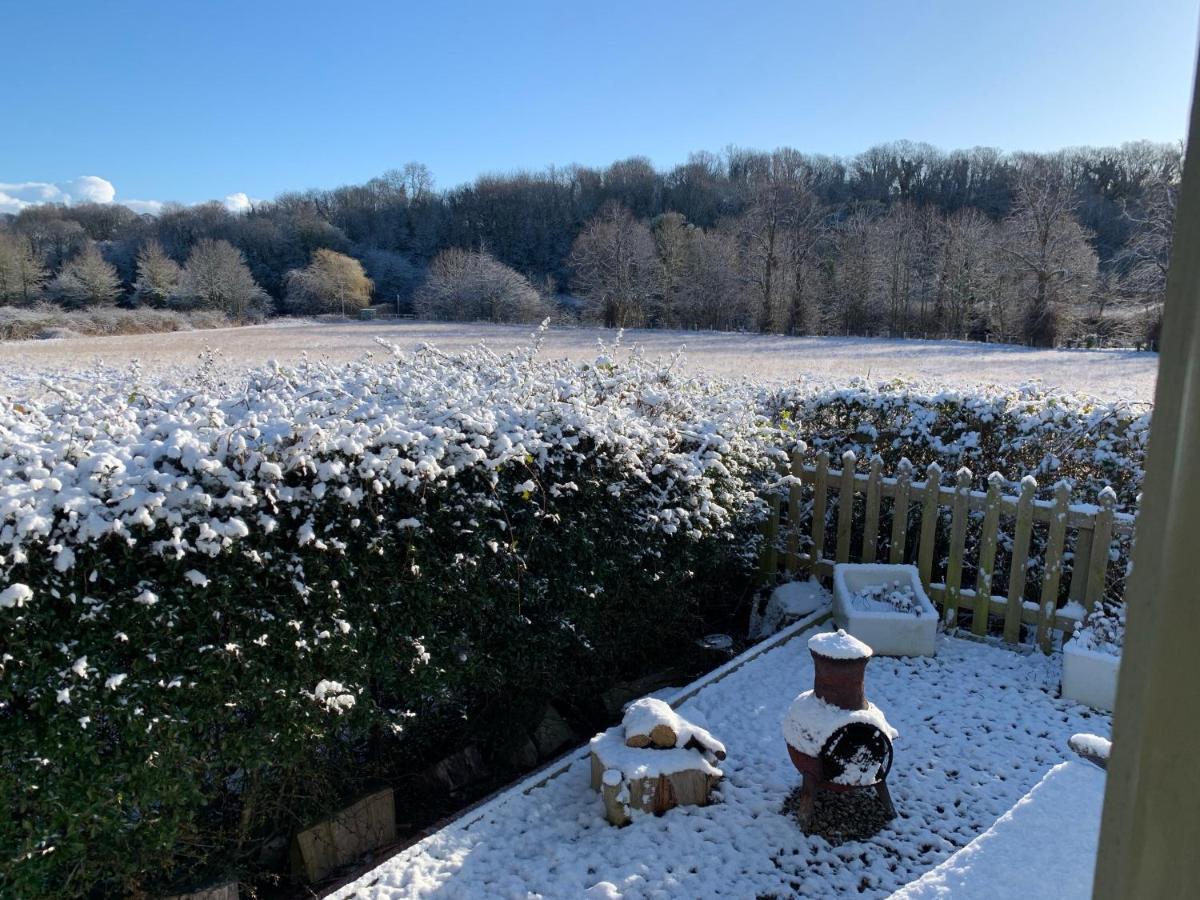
(0, 332), (774, 895)
(1069, 600), (1125, 657)
(774, 378), (1147, 512)
(771, 378), (1145, 623)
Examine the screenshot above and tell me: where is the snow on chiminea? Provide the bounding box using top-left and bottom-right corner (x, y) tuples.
(589, 698), (726, 826)
(782, 629), (898, 831)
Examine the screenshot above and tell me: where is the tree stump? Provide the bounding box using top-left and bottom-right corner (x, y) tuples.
(589, 724), (723, 827)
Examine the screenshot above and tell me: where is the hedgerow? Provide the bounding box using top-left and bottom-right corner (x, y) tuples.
(0, 336), (1151, 896)
(0, 333), (774, 896)
(772, 378), (1148, 512)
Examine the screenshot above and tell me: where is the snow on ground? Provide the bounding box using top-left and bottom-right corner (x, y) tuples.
(331, 629), (1110, 899)
(0, 319), (1158, 401)
(890, 760), (1104, 900)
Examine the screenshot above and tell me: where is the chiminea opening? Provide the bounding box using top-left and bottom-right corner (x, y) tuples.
(782, 629), (898, 832)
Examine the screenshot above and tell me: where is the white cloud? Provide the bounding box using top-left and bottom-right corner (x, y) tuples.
(0, 176), (253, 217)
(61, 175), (116, 204)
(0, 176), (117, 212)
(122, 199), (166, 216)
(223, 192), (253, 213)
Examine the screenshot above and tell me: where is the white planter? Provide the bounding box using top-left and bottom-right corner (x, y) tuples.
(1061, 641), (1121, 712)
(832, 563), (937, 657)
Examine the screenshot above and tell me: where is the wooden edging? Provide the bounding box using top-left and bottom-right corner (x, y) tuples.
(322, 606), (833, 897)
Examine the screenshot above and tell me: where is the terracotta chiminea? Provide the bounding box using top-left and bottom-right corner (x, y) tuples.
(782, 629), (898, 830)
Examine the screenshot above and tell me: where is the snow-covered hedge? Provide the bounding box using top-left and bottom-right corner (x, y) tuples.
(0, 337), (1150, 893)
(771, 379), (1145, 619)
(774, 379), (1147, 512)
(0, 335), (774, 895)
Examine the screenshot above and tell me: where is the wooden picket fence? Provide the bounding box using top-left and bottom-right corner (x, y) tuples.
(758, 448), (1138, 652)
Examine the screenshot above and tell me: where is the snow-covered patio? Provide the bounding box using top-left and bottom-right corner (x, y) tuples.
(330, 616), (1110, 899)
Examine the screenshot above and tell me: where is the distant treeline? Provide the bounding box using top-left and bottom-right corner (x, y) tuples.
(0, 141), (1180, 347)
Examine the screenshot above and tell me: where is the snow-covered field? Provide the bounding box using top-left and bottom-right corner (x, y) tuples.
(331, 625), (1109, 899)
(0, 319), (1159, 401)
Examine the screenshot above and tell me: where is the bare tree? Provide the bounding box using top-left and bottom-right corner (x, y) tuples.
(827, 209), (876, 335)
(870, 202), (922, 337)
(935, 208), (998, 339)
(414, 247), (548, 323)
(360, 248), (421, 315)
(175, 239), (268, 320)
(51, 243), (122, 307)
(650, 212), (691, 327)
(285, 249), (373, 315)
(781, 187), (827, 336)
(1117, 155), (1180, 347)
(569, 203), (658, 328)
(0, 232), (48, 305)
(132, 240), (182, 307)
(736, 175), (794, 333)
(1000, 159), (1098, 346)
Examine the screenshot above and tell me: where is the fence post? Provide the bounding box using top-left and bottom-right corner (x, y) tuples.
(1004, 476), (1038, 643)
(835, 451), (857, 563)
(1084, 487), (1117, 613)
(889, 457), (913, 564)
(943, 467), (972, 629)
(758, 487), (781, 587)
(1037, 481), (1071, 653)
(917, 462), (942, 590)
(785, 447), (804, 574)
(973, 472), (1004, 636)
(810, 451), (830, 565)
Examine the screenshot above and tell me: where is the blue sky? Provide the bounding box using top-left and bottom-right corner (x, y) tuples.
(1, 0), (1197, 211)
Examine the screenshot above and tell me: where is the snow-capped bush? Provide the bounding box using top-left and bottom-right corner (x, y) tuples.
(1069, 600), (1125, 657)
(0, 333), (1149, 894)
(0, 331), (774, 895)
(774, 378), (1146, 512)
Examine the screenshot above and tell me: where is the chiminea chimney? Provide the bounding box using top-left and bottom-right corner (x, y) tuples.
(808, 629), (871, 711)
(782, 629), (898, 831)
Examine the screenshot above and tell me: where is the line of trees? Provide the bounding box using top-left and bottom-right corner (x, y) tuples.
(0, 141), (1181, 346)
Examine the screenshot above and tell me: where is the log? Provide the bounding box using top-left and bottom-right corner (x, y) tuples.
(591, 723), (724, 827)
(622, 698), (681, 749)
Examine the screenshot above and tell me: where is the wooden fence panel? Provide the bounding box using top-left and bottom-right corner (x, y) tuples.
(755, 450), (1134, 652)
(973, 472), (1004, 636)
(759, 487), (781, 587)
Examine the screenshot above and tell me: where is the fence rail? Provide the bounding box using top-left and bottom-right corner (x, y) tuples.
(759, 448), (1137, 652)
